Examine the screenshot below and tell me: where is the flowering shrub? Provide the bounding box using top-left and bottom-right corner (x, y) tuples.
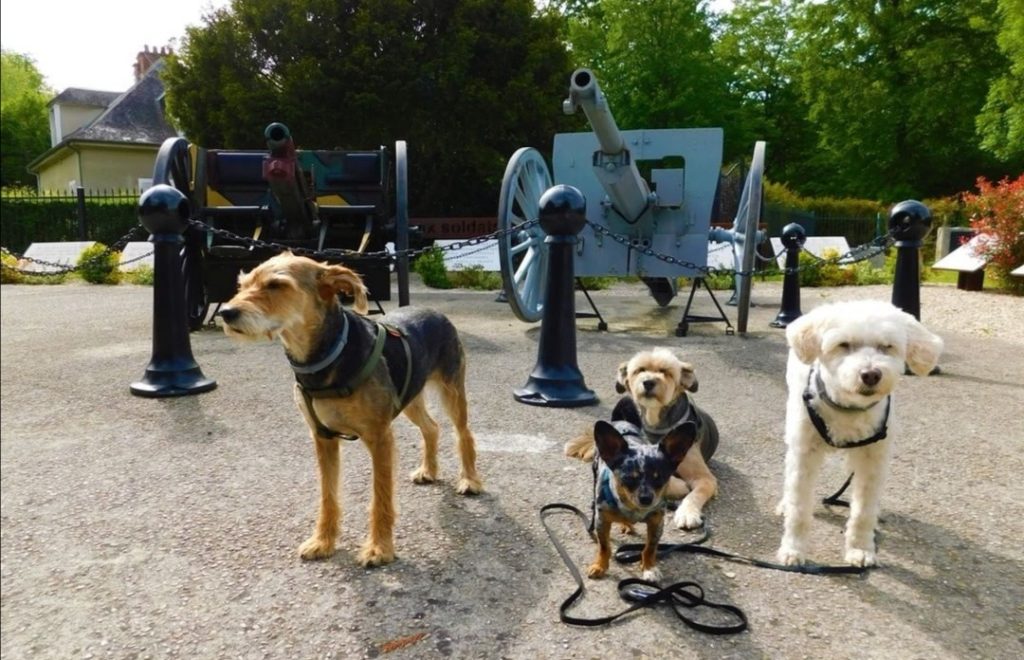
(963, 175), (1024, 295)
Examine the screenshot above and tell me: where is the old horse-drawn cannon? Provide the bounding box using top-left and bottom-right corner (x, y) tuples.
(498, 68), (764, 334)
(150, 123), (410, 330)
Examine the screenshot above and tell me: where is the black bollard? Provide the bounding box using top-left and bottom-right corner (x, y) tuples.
(513, 185), (597, 407)
(130, 185), (217, 398)
(770, 223), (806, 328)
(889, 200), (931, 321)
(889, 200), (939, 375)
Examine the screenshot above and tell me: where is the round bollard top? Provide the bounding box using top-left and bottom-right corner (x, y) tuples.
(889, 200), (932, 242)
(781, 222), (807, 249)
(538, 184), (587, 235)
(138, 184), (190, 234)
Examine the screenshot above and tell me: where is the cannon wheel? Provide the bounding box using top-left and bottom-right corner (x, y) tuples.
(734, 141), (765, 334)
(152, 138), (208, 332)
(394, 140), (410, 306)
(498, 148), (552, 323)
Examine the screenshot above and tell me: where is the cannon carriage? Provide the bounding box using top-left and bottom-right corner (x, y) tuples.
(498, 68), (765, 334)
(151, 123), (410, 330)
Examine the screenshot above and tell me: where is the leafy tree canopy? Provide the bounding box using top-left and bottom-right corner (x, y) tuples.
(163, 0), (572, 216)
(1, 50), (52, 187)
(976, 0), (1024, 161)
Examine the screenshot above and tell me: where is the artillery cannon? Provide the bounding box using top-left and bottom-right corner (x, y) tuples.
(150, 123), (410, 330)
(498, 68), (764, 334)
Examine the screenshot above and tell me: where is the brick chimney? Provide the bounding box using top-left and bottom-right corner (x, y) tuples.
(133, 45), (172, 82)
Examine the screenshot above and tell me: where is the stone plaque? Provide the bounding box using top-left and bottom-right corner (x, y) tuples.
(20, 242), (96, 272)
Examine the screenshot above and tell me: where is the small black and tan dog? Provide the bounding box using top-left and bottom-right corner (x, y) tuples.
(567, 348), (720, 530)
(218, 252), (482, 567)
(587, 419), (696, 581)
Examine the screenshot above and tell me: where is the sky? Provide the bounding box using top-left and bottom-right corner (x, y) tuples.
(1, 0), (231, 93)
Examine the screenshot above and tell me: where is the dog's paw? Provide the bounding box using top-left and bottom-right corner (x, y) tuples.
(844, 547), (878, 567)
(357, 542), (395, 567)
(673, 504), (704, 530)
(641, 566), (662, 582)
(456, 475), (483, 495)
(297, 536), (336, 560)
(586, 563), (607, 579)
(776, 546), (806, 566)
(618, 523), (638, 536)
(409, 465), (437, 485)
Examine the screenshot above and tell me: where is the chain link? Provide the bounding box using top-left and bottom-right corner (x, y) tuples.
(1, 225), (151, 277)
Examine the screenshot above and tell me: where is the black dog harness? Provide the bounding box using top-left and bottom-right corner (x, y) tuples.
(290, 313), (413, 441)
(802, 368), (890, 448)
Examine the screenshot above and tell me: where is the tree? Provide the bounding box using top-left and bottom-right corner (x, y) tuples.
(162, 0), (572, 216)
(976, 0), (1024, 161)
(564, 0), (751, 162)
(793, 0), (1011, 200)
(1, 50), (52, 188)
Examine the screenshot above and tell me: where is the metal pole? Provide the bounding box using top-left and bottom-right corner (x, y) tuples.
(76, 186), (87, 240)
(770, 223), (805, 328)
(130, 184), (216, 397)
(513, 185), (596, 408)
(889, 200), (931, 321)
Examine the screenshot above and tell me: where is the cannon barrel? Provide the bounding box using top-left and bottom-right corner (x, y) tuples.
(261, 122), (315, 238)
(563, 69), (626, 155)
(562, 68), (652, 222)
(265, 122), (294, 158)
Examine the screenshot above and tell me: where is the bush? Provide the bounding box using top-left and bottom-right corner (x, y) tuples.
(798, 248), (857, 287)
(412, 247), (452, 289)
(963, 175), (1024, 295)
(447, 265), (501, 290)
(77, 243), (121, 284)
(1, 250), (24, 284)
(122, 265), (154, 285)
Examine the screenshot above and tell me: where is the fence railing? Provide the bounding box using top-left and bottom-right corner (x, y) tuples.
(0, 187), (141, 253)
(763, 205), (883, 247)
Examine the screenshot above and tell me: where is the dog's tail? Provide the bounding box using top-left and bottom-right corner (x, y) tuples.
(564, 428), (595, 462)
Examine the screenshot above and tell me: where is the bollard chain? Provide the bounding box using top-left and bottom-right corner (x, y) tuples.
(1, 225), (151, 276)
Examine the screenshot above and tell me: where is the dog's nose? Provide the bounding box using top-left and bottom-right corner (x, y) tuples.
(219, 306), (240, 323)
(642, 379), (657, 393)
(638, 492), (654, 506)
(860, 368), (882, 387)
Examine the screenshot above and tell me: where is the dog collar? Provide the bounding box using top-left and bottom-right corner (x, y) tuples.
(288, 312), (350, 374)
(803, 368), (890, 448)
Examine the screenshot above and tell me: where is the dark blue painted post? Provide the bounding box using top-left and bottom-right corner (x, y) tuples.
(130, 184), (217, 397)
(513, 185), (597, 407)
(770, 223), (806, 328)
(889, 200), (931, 321)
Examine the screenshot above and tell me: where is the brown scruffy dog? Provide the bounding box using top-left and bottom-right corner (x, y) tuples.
(566, 348), (720, 529)
(218, 252), (483, 567)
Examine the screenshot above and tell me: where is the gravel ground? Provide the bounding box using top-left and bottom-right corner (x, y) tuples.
(1, 278), (1021, 659)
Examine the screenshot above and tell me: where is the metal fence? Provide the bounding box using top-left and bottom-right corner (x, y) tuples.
(0, 187), (141, 253)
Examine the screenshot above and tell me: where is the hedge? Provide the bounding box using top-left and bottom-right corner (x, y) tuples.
(0, 189), (141, 253)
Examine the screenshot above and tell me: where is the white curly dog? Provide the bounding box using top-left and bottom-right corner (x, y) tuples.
(776, 300), (944, 567)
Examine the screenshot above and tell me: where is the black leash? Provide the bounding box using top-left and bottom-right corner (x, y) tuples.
(540, 497), (873, 633)
(822, 473), (854, 507)
(539, 502), (748, 634)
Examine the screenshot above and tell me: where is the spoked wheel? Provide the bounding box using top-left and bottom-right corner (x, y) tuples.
(153, 138), (208, 331)
(733, 141), (765, 334)
(497, 148), (552, 323)
(394, 140), (410, 306)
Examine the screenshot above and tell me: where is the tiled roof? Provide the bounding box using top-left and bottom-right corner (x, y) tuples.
(48, 88), (122, 108)
(64, 60), (178, 145)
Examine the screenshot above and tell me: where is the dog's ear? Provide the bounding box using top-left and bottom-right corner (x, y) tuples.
(317, 264), (369, 314)
(660, 420), (698, 466)
(593, 420), (629, 469)
(677, 361), (699, 393)
(902, 313), (944, 376)
(786, 309), (824, 364)
(614, 362), (629, 393)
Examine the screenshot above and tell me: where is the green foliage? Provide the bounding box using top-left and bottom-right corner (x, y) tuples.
(163, 0), (572, 217)
(447, 265), (502, 290)
(77, 243), (121, 284)
(122, 265), (155, 286)
(1, 50), (52, 188)
(792, 0), (1012, 200)
(1, 250), (23, 284)
(976, 0), (1024, 161)
(577, 276), (618, 291)
(412, 247), (452, 289)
